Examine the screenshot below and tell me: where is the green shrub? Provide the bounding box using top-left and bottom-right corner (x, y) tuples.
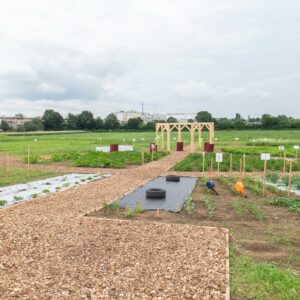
(183, 195), (195, 214)
(103, 201), (120, 212)
(135, 202), (145, 213)
(124, 208), (134, 218)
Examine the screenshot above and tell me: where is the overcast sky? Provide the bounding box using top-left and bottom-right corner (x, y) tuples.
(0, 0), (299, 118)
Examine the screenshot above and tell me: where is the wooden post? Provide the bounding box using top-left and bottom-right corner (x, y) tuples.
(167, 125), (171, 152)
(262, 159), (267, 196)
(283, 152), (286, 174)
(243, 153), (246, 177)
(202, 152), (205, 173)
(229, 153), (233, 174)
(190, 128), (195, 153)
(178, 126), (182, 142)
(210, 158), (213, 178)
(239, 158), (243, 181)
(217, 161), (220, 173)
(287, 160), (293, 197)
(27, 146), (30, 170)
(161, 129), (165, 150)
(140, 152), (144, 182)
(151, 150), (154, 162)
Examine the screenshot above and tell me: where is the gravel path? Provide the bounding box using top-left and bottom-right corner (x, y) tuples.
(0, 151), (229, 300)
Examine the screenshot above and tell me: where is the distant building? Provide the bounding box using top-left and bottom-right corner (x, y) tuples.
(115, 111), (195, 124)
(0, 115), (34, 129)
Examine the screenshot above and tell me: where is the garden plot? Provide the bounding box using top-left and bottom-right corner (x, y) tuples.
(0, 173), (110, 208)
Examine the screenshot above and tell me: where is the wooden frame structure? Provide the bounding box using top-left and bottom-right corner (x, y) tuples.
(155, 122), (214, 153)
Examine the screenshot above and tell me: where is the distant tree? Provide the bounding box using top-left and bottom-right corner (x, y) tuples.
(77, 111), (95, 130)
(104, 113), (120, 130)
(94, 117), (104, 130)
(145, 121), (155, 130)
(215, 118), (234, 130)
(127, 117), (144, 130)
(233, 119), (246, 130)
(235, 113), (242, 120)
(15, 113), (24, 118)
(167, 117), (178, 123)
(24, 118), (44, 131)
(66, 113), (79, 130)
(188, 118), (194, 123)
(0, 120), (11, 131)
(195, 111), (213, 122)
(42, 109), (64, 130)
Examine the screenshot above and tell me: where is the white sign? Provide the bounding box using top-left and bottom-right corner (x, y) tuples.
(278, 145), (285, 151)
(216, 153), (223, 163)
(293, 145), (300, 150)
(234, 137), (239, 141)
(261, 153), (270, 161)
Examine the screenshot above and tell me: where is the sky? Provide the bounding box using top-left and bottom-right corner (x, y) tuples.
(0, 0), (299, 118)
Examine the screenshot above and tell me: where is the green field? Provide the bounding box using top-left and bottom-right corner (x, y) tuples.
(0, 168), (61, 187)
(0, 130), (300, 156)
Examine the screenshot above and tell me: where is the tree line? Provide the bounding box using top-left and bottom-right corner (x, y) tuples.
(0, 109), (299, 132)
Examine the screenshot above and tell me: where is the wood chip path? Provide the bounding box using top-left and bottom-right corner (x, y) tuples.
(0, 151), (229, 300)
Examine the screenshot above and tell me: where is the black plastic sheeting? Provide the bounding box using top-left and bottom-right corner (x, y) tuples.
(119, 176), (198, 212)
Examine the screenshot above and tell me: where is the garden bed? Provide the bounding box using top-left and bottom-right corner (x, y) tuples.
(24, 151), (168, 168)
(0, 173), (110, 208)
(88, 176), (300, 299)
(174, 153), (300, 172)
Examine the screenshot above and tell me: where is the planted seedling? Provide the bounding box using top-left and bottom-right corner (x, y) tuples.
(124, 208), (134, 218)
(135, 201), (144, 213)
(0, 200), (7, 206)
(13, 195), (24, 201)
(184, 195), (195, 214)
(31, 193), (39, 198)
(202, 195), (215, 218)
(42, 189), (50, 193)
(103, 201), (120, 213)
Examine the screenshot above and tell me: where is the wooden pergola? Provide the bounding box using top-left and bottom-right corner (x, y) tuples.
(155, 122), (214, 153)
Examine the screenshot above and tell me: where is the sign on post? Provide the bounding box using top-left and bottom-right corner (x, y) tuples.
(261, 153), (270, 161)
(216, 153), (223, 163)
(278, 145), (285, 151)
(293, 145), (300, 150)
(216, 153), (223, 173)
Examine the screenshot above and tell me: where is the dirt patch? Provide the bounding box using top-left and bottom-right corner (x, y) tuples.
(88, 177), (300, 272)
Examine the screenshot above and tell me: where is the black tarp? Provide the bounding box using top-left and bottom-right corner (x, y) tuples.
(119, 176), (198, 212)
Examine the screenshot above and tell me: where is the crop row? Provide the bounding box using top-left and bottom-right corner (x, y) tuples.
(173, 153), (299, 172)
(24, 151), (168, 168)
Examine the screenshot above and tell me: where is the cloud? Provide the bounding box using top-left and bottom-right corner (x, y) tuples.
(0, 0), (299, 117)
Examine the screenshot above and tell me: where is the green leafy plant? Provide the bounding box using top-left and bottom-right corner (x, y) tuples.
(103, 201), (120, 212)
(202, 195), (215, 218)
(13, 195), (23, 201)
(0, 199), (7, 206)
(135, 202), (145, 213)
(124, 208), (134, 218)
(42, 189), (50, 193)
(268, 197), (300, 213)
(30, 193), (39, 198)
(183, 195), (195, 214)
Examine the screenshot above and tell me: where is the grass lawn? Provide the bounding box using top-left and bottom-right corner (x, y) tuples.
(0, 130), (300, 156)
(0, 167), (62, 187)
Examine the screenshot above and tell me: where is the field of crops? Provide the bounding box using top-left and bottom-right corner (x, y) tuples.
(1, 129), (300, 156)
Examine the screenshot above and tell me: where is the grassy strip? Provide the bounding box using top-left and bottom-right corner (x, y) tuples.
(268, 197), (300, 213)
(231, 250), (300, 300)
(0, 168), (61, 187)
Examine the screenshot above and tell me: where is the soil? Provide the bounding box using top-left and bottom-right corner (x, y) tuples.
(88, 178), (300, 272)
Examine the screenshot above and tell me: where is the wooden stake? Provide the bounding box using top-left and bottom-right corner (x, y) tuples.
(229, 153), (233, 174)
(140, 152), (144, 182)
(27, 146), (30, 170)
(287, 160), (293, 197)
(156, 208), (160, 217)
(262, 159), (267, 196)
(151, 150), (154, 162)
(283, 151), (286, 174)
(243, 153), (246, 177)
(217, 161), (220, 173)
(210, 158), (213, 179)
(202, 152), (205, 173)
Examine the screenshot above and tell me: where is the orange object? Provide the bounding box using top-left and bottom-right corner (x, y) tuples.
(235, 181), (246, 197)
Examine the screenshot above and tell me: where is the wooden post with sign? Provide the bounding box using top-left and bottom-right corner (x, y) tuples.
(243, 153), (246, 177)
(229, 153), (233, 174)
(216, 153), (223, 174)
(283, 151), (286, 174)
